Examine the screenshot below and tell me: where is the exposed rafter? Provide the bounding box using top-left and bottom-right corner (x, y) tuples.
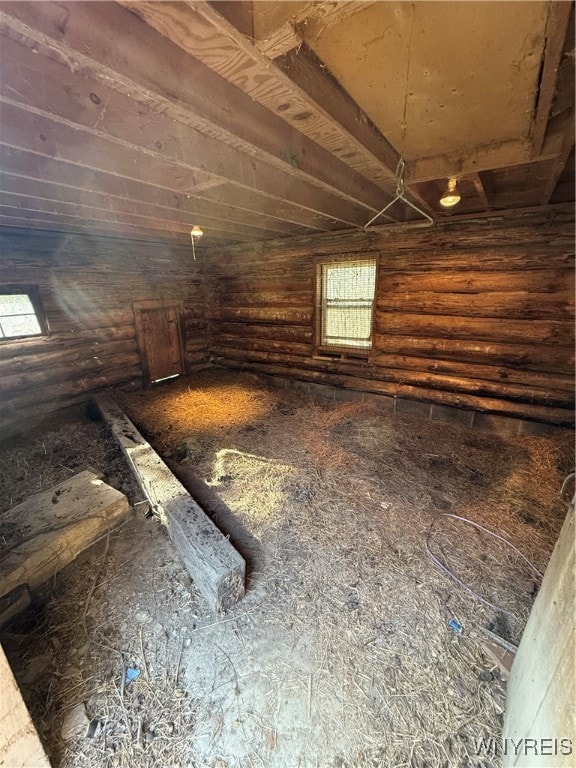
(117, 0), (402, 193)
(530, 0), (573, 156)
(0, 3), (393, 227)
(541, 109), (575, 204)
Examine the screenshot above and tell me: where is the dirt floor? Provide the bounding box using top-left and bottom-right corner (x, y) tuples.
(0, 370), (573, 768)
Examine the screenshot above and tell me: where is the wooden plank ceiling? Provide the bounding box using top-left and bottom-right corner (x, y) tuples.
(0, 1), (573, 248)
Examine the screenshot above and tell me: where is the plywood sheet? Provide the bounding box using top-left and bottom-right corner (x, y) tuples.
(308, 1), (548, 159)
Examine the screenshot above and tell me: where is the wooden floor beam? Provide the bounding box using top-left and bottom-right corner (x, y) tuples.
(96, 395), (246, 613)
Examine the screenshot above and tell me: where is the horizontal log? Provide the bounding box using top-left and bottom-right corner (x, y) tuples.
(373, 334), (575, 374)
(209, 240), (575, 275)
(208, 211), (575, 262)
(375, 313), (574, 345)
(377, 292), (574, 320)
(213, 359), (575, 425)
(213, 290), (314, 307)
(0, 352), (141, 393)
(215, 278), (312, 295)
(381, 270), (575, 295)
(212, 322), (313, 342)
(211, 336), (573, 392)
(213, 347), (573, 407)
(0, 339), (138, 376)
(45, 308), (135, 332)
(0, 331), (137, 361)
(214, 307), (313, 324)
(369, 352), (574, 393)
(0, 365), (143, 416)
(213, 336), (312, 356)
(0, 362), (210, 437)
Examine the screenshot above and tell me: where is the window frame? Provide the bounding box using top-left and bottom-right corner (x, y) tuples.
(313, 255), (379, 359)
(0, 285), (49, 342)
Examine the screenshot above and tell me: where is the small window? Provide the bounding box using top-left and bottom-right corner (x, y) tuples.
(0, 288), (47, 340)
(315, 258), (378, 352)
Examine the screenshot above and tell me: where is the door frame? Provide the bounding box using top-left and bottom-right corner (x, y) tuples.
(132, 299), (187, 385)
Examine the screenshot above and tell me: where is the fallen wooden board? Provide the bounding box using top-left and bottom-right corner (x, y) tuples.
(0, 470), (130, 598)
(95, 395), (245, 612)
(0, 643), (51, 768)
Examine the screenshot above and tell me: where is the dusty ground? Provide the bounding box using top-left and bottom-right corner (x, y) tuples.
(1, 371), (573, 768)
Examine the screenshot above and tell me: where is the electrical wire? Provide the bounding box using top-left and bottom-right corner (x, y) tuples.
(425, 512), (543, 616)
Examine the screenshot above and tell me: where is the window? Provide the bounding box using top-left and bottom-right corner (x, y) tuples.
(315, 258), (378, 352)
(0, 287), (47, 340)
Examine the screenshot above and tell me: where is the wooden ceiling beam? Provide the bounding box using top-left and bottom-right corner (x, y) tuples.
(0, 5), (389, 225)
(530, 1), (573, 157)
(407, 135), (562, 184)
(252, 2), (372, 59)
(0, 154), (307, 237)
(0, 188), (280, 242)
(541, 110), (575, 204)
(0, 65), (369, 231)
(0, 214), (194, 244)
(467, 173), (491, 211)
(0, 145), (332, 235)
(0, 201), (258, 243)
(273, 45), (400, 183)
(117, 1), (400, 193)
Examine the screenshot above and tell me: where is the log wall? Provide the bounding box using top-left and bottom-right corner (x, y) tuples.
(207, 211), (575, 426)
(0, 228), (209, 432)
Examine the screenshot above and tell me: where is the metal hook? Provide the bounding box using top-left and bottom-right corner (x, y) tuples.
(364, 157), (434, 229)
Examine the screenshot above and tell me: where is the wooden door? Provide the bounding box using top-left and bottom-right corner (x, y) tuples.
(133, 301), (184, 384)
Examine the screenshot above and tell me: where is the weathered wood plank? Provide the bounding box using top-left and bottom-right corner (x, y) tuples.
(503, 505), (575, 767)
(0, 470), (130, 597)
(0, 644), (51, 768)
(95, 395), (245, 612)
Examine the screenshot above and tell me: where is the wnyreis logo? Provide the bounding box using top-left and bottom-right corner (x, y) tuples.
(473, 737), (573, 758)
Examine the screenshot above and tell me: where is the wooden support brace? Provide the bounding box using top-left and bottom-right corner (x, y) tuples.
(95, 395), (245, 612)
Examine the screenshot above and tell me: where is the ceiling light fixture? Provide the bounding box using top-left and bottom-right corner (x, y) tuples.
(439, 177), (461, 208)
(190, 225), (203, 260)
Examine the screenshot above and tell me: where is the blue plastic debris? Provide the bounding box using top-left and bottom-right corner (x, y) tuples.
(448, 618), (463, 634)
(125, 667), (140, 683)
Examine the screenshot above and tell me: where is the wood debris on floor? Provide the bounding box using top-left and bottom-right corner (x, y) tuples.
(0, 470), (130, 600)
(96, 395), (245, 613)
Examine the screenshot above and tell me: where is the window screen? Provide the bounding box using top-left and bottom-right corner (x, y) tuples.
(319, 259), (377, 349)
(0, 292), (44, 340)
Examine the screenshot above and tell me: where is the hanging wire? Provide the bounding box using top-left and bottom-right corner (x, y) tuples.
(364, 157), (434, 228)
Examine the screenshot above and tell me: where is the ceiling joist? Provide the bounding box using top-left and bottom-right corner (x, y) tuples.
(0, 1), (572, 241)
(530, 0), (573, 157)
(118, 0), (402, 192)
